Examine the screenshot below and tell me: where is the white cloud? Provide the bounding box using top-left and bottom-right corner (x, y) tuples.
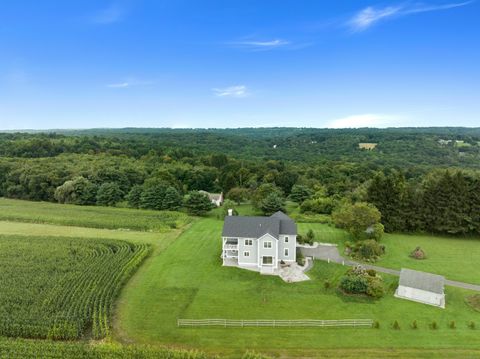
(231, 39), (290, 51)
(106, 78), (154, 89)
(212, 85), (249, 98)
(91, 3), (125, 24)
(327, 114), (398, 128)
(107, 82), (129, 88)
(349, 1), (473, 32)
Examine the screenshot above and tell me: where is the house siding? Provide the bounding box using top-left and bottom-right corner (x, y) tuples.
(257, 234), (278, 268)
(238, 237), (258, 266)
(278, 234), (296, 262)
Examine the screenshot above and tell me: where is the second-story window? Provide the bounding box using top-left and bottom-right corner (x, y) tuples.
(285, 236), (289, 243)
(263, 241), (272, 249)
(245, 239), (253, 246)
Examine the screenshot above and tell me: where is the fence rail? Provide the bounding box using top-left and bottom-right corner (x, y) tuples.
(177, 319), (373, 328)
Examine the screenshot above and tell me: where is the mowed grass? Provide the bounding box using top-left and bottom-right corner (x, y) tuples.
(115, 217), (480, 358)
(375, 233), (480, 285)
(297, 222), (480, 285)
(0, 198), (191, 232)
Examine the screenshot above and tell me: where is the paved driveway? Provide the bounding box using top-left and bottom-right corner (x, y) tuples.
(298, 243), (480, 292)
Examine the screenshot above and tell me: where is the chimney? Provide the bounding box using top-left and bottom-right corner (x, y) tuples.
(228, 209), (233, 216)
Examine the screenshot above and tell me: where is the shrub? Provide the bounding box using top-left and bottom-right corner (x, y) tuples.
(366, 277), (385, 298)
(469, 321), (476, 329)
(350, 240), (385, 261)
(410, 246), (427, 260)
(449, 321), (456, 329)
(339, 266), (385, 298)
(411, 320), (418, 329)
(393, 320), (400, 330)
(296, 250), (305, 266)
(324, 280), (331, 289)
(340, 275), (368, 294)
(373, 321), (380, 329)
(430, 321), (438, 330)
(306, 229), (315, 242)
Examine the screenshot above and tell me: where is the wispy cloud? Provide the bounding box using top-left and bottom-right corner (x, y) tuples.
(91, 3), (126, 24)
(349, 1), (473, 32)
(229, 38), (291, 51)
(327, 114), (399, 128)
(212, 85), (249, 98)
(106, 78), (154, 89)
(107, 82), (129, 88)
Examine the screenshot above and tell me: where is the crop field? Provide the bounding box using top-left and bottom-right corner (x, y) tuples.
(0, 338), (213, 359)
(0, 198), (191, 232)
(115, 218), (480, 357)
(0, 235), (149, 340)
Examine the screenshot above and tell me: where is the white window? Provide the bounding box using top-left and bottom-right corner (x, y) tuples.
(263, 241), (272, 249)
(284, 248), (289, 257)
(285, 236), (289, 243)
(244, 239), (253, 246)
(244, 251), (250, 257)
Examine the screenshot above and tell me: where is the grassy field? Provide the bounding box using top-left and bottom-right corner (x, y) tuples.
(115, 217), (480, 358)
(1, 199), (480, 358)
(296, 222), (480, 285)
(0, 198), (191, 232)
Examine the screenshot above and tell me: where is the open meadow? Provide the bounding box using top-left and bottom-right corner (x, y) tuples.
(1, 199), (480, 358)
(115, 217), (480, 358)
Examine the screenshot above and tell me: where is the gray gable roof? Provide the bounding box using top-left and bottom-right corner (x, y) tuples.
(399, 268), (445, 294)
(222, 211), (296, 239)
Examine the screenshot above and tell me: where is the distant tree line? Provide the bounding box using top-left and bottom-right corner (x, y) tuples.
(366, 170), (480, 235)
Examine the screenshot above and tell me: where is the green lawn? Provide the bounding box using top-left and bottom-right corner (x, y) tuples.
(0, 198), (190, 232)
(115, 217), (480, 358)
(296, 222), (480, 285)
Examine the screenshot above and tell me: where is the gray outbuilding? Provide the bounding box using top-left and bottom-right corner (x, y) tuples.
(395, 268), (445, 308)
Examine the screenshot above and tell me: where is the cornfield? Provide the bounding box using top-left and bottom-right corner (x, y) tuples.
(0, 338), (211, 359)
(0, 235), (150, 340)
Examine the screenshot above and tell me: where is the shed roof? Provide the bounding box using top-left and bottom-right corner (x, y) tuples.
(222, 211), (296, 239)
(399, 268), (445, 294)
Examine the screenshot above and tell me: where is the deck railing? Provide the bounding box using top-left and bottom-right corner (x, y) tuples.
(223, 244), (239, 250)
(177, 319), (373, 328)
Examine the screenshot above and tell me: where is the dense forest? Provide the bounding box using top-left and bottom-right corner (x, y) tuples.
(1, 127), (480, 235)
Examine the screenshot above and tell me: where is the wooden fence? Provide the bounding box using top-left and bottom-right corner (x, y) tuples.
(177, 319), (373, 328)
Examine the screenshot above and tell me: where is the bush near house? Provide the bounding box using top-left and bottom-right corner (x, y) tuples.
(339, 266), (385, 298)
(345, 240), (385, 262)
(410, 246), (427, 260)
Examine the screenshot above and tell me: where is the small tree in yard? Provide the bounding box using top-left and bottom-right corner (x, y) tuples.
(226, 187), (250, 205)
(184, 191), (215, 216)
(259, 192), (286, 216)
(332, 202), (382, 241)
(96, 182), (123, 206)
(306, 229), (315, 242)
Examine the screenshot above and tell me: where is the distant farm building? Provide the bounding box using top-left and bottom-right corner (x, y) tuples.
(395, 268), (445, 308)
(358, 143), (378, 150)
(199, 191), (223, 207)
(438, 139), (452, 146)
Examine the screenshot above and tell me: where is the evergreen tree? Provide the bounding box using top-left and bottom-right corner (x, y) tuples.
(125, 185), (143, 208)
(140, 184), (167, 210)
(162, 186), (182, 211)
(259, 192), (286, 216)
(184, 191), (215, 215)
(96, 182), (123, 206)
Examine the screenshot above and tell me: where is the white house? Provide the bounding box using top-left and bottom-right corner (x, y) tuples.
(199, 191), (223, 207)
(221, 211), (297, 274)
(395, 268), (445, 308)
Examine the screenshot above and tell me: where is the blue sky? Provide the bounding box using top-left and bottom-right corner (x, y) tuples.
(0, 0), (479, 129)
